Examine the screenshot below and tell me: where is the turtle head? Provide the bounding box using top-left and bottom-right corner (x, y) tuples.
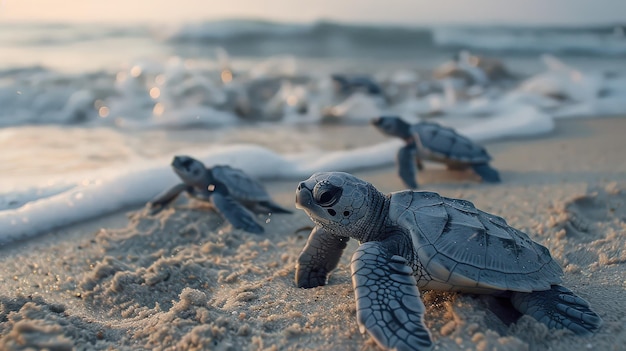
(171, 155), (208, 186)
(295, 172), (386, 239)
(371, 116), (412, 139)
(330, 74), (350, 94)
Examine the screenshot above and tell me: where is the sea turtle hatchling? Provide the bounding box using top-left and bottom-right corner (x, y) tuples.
(371, 116), (500, 189)
(294, 172), (602, 351)
(148, 155), (292, 234)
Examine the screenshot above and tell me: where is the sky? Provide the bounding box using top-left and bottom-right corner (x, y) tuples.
(1, 0), (625, 26)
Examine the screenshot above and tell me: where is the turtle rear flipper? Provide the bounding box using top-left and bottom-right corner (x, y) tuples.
(258, 200), (293, 214)
(210, 191), (264, 234)
(510, 285), (602, 335)
(351, 241), (433, 351)
(471, 163), (501, 183)
(416, 158), (425, 171)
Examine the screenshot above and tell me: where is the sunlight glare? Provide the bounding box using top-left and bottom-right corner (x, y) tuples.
(149, 87), (161, 99)
(153, 102), (165, 116)
(130, 65), (142, 78)
(98, 106), (110, 118)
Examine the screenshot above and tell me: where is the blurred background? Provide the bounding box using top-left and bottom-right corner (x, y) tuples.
(1, 1), (625, 125)
(2, 0), (626, 71)
(1, 0), (625, 210)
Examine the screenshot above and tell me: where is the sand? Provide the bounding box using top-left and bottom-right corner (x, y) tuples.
(1, 117), (625, 351)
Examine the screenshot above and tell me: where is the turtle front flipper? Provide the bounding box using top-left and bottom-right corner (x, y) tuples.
(147, 183), (191, 215)
(296, 227), (349, 288)
(351, 241), (433, 351)
(397, 144), (419, 189)
(258, 200), (293, 214)
(510, 285), (602, 335)
(210, 191), (264, 234)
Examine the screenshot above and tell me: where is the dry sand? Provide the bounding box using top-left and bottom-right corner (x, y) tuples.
(1, 117), (625, 351)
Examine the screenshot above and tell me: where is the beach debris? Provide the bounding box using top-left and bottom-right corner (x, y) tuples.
(371, 116), (500, 188)
(147, 155), (292, 234)
(294, 172), (603, 351)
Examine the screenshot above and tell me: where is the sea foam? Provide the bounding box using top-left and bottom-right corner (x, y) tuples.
(0, 105), (553, 244)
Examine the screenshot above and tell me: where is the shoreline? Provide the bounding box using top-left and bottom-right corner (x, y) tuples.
(1, 116), (625, 350)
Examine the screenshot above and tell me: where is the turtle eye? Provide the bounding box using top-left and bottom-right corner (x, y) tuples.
(314, 185), (342, 207)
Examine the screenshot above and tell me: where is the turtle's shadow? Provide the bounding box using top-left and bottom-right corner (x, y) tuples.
(419, 169), (626, 192)
(481, 295), (523, 326)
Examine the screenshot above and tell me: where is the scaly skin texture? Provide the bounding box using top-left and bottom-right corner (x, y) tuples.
(296, 227), (349, 288)
(295, 172), (602, 351)
(351, 241), (433, 351)
(510, 285), (603, 336)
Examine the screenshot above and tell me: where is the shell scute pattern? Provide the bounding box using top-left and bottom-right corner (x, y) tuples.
(477, 269), (509, 290)
(414, 207), (448, 247)
(212, 165), (269, 201)
(434, 222), (487, 269)
(415, 245), (437, 266)
(424, 253), (456, 282)
(449, 263), (482, 287)
(390, 191), (562, 292)
(411, 122), (491, 163)
(445, 198), (479, 214)
(485, 213), (508, 227)
(389, 192), (447, 247)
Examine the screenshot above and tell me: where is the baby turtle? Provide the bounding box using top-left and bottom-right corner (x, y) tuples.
(148, 155), (291, 234)
(295, 172), (602, 351)
(331, 74), (383, 96)
(371, 116), (500, 189)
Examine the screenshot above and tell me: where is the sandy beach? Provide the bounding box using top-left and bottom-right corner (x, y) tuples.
(1, 116), (625, 351)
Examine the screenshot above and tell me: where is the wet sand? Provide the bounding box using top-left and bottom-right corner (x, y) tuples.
(1, 117), (625, 351)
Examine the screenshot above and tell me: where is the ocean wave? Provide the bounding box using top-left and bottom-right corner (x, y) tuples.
(0, 23), (149, 47)
(433, 26), (626, 55)
(162, 19), (626, 56)
(162, 20), (431, 42)
(161, 19), (313, 41)
(160, 20), (434, 58)
(4, 20), (625, 56)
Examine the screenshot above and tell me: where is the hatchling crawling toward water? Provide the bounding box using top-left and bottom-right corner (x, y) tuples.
(372, 116), (500, 189)
(148, 155), (292, 234)
(294, 172), (602, 351)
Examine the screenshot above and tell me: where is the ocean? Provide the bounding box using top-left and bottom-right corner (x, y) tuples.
(1, 19), (625, 243)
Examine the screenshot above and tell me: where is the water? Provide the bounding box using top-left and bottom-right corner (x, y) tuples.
(1, 19), (626, 243)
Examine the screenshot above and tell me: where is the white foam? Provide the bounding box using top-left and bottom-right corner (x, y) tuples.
(514, 55), (626, 118)
(0, 184), (76, 212)
(553, 95), (626, 119)
(518, 55), (605, 102)
(0, 106), (554, 244)
(322, 93), (385, 122)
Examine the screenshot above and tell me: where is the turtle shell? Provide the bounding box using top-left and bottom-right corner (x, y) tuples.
(388, 191), (563, 293)
(411, 122), (491, 164)
(211, 165), (272, 202)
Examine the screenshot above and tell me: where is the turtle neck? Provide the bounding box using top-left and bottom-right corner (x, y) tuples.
(396, 118), (413, 140)
(352, 185), (391, 243)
